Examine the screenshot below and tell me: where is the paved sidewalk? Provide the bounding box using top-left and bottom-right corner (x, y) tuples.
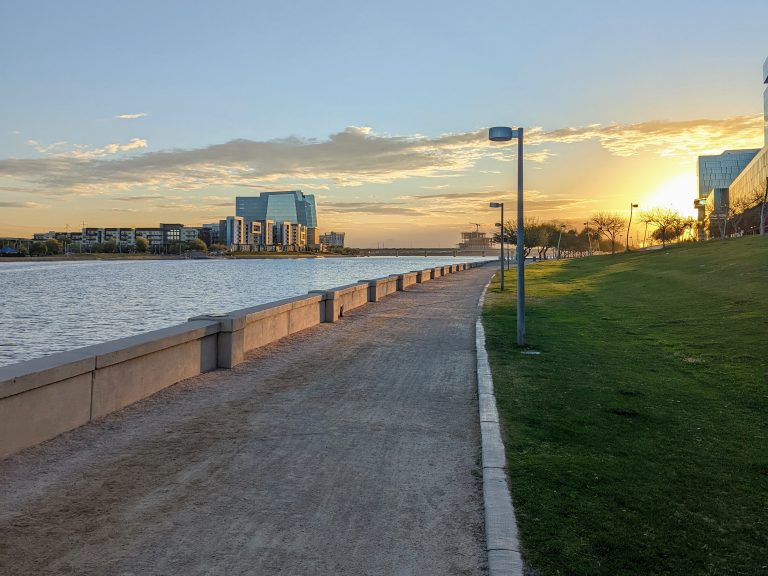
(0, 266), (494, 576)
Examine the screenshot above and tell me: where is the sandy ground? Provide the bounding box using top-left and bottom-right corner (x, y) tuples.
(0, 267), (493, 575)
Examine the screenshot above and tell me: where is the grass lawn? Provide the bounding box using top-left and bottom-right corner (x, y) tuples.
(482, 236), (768, 575)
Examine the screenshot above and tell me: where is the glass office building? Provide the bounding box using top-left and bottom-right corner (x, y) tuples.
(235, 191), (318, 228)
(697, 55), (768, 237)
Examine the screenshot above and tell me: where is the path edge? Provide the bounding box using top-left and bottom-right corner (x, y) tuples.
(476, 281), (524, 576)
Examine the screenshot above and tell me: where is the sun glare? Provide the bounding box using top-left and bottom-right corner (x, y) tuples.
(643, 172), (697, 217)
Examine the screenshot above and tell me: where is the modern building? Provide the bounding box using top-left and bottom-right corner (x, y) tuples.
(697, 55), (768, 238)
(319, 231), (345, 247)
(696, 150), (760, 237)
(219, 216), (245, 248)
(236, 191), (318, 249)
(236, 191), (317, 227)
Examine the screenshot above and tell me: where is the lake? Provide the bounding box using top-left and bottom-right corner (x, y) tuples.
(0, 256), (492, 366)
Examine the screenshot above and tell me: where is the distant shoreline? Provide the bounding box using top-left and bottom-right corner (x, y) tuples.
(0, 253), (342, 263)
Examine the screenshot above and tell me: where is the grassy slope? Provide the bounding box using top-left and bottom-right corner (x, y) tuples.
(482, 237), (768, 575)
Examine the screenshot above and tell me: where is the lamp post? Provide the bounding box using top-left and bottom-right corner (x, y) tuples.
(556, 223), (566, 259)
(489, 202), (504, 291)
(489, 126), (525, 346)
(583, 222), (593, 255)
(626, 203), (638, 252)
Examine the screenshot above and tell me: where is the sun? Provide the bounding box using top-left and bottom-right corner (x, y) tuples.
(642, 172), (698, 217)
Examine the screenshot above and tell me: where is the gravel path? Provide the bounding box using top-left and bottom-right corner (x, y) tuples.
(0, 267), (493, 575)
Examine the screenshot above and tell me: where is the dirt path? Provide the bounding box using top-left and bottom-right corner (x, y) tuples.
(0, 267), (493, 575)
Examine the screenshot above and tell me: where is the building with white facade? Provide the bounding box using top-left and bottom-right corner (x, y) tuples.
(319, 231), (345, 247)
(219, 216), (245, 248)
(697, 55), (768, 237)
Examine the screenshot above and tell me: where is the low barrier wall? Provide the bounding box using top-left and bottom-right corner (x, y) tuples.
(193, 294), (324, 369)
(398, 272), (418, 291)
(0, 260), (488, 458)
(364, 276), (399, 302)
(313, 282), (370, 323)
(0, 320), (219, 457)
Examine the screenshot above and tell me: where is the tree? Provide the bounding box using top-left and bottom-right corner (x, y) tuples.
(558, 228), (590, 258)
(590, 212), (626, 254)
(135, 237), (149, 253)
(637, 211), (655, 247)
(760, 179), (768, 235)
(30, 241), (48, 256)
(647, 208), (684, 247)
(209, 243), (229, 253)
(102, 240), (117, 253)
(45, 238), (61, 255)
(188, 238), (207, 252)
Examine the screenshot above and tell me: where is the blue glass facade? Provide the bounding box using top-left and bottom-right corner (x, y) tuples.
(696, 56), (768, 237)
(236, 191), (317, 228)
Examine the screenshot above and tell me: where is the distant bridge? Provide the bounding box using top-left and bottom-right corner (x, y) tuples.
(357, 248), (494, 257)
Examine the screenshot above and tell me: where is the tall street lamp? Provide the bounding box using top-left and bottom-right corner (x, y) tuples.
(556, 223), (566, 259)
(489, 126), (525, 346)
(584, 222), (593, 256)
(489, 202), (504, 291)
(626, 203), (639, 252)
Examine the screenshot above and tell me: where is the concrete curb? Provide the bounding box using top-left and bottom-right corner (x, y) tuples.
(476, 283), (524, 576)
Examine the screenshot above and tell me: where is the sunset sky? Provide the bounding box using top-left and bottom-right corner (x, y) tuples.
(1, 0), (766, 247)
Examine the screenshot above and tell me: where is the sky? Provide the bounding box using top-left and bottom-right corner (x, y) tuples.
(1, 0), (767, 247)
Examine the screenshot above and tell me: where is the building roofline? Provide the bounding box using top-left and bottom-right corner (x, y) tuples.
(763, 55), (768, 84)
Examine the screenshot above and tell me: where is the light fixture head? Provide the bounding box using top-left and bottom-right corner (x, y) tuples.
(489, 202), (502, 208)
(489, 126), (515, 141)
(631, 203), (639, 208)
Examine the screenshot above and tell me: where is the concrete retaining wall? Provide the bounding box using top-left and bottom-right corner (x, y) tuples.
(0, 320), (220, 458)
(195, 294), (325, 369)
(313, 282), (370, 323)
(1, 261), (487, 458)
(364, 276), (399, 302)
(397, 272), (418, 291)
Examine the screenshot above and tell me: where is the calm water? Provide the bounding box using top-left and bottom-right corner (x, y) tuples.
(0, 256), (491, 366)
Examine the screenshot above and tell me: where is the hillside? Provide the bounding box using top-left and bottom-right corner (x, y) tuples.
(483, 236), (768, 575)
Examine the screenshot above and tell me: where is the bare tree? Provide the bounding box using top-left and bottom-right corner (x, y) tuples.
(637, 211), (655, 247)
(647, 208), (683, 247)
(744, 177), (768, 235)
(590, 212), (626, 254)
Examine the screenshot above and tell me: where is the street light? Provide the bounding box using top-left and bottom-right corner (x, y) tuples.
(489, 126), (525, 346)
(489, 202), (504, 291)
(583, 222), (593, 255)
(556, 223), (566, 259)
(626, 203), (639, 252)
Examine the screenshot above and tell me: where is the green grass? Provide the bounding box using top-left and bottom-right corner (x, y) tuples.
(482, 237), (768, 575)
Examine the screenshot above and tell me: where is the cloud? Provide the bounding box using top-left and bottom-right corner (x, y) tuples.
(115, 113), (148, 120)
(25, 138), (148, 160)
(1, 115), (763, 197)
(1, 127), (488, 195)
(322, 201), (423, 216)
(527, 114), (764, 157)
(112, 195), (165, 202)
(0, 201), (44, 208)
